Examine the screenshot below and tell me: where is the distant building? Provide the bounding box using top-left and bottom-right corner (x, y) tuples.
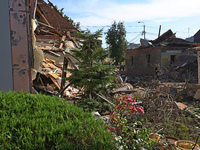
(125, 29), (198, 77)
(128, 43), (140, 49)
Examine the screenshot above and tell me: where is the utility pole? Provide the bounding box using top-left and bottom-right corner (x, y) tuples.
(158, 25), (161, 37)
(188, 28), (190, 37)
(138, 21), (145, 39)
(143, 24), (145, 39)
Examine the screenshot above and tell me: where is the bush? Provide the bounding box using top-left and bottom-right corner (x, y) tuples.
(0, 91), (116, 150)
(109, 96), (157, 150)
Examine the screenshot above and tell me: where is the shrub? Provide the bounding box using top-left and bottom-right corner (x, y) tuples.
(0, 91), (116, 150)
(109, 96), (157, 150)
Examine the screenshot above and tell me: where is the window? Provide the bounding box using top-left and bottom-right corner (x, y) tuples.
(171, 55), (176, 63)
(130, 56), (133, 67)
(146, 54), (150, 65)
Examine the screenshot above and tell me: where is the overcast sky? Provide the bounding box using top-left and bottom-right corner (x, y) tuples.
(46, 0), (200, 47)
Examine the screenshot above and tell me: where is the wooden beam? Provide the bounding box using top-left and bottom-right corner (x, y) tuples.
(65, 56), (78, 70)
(60, 57), (68, 97)
(49, 76), (61, 90)
(94, 92), (116, 107)
(36, 8), (63, 37)
(36, 7), (50, 25)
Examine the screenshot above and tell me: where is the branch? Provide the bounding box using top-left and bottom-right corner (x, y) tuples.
(94, 92), (116, 107)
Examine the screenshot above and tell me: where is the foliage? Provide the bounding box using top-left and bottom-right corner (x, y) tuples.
(76, 97), (115, 114)
(0, 91), (116, 150)
(67, 29), (116, 99)
(159, 114), (200, 144)
(54, 5), (81, 30)
(106, 21), (128, 65)
(141, 89), (200, 145)
(109, 96), (157, 150)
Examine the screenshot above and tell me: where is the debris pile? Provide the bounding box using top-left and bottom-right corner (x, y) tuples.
(125, 28), (200, 83)
(32, 0), (81, 98)
(158, 54), (198, 83)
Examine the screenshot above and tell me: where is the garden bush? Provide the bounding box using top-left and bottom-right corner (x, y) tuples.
(109, 96), (158, 150)
(0, 91), (116, 150)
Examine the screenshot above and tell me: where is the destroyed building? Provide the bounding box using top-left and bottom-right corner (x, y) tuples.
(0, 0), (82, 97)
(186, 29), (200, 43)
(125, 29), (200, 83)
(35, 0), (79, 40)
(32, 0), (81, 97)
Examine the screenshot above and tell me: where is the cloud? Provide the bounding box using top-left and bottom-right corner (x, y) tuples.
(57, 0), (200, 26)
(153, 18), (180, 23)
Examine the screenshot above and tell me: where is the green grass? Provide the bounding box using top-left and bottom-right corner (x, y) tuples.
(0, 91), (116, 150)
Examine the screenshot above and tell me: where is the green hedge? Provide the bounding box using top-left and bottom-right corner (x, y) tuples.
(0, 91), (116, 150)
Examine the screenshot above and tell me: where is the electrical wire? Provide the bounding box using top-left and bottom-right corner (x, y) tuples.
(129, 33), (142, 43)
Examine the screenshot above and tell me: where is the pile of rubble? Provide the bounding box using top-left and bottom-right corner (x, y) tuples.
(31, 0), (82, 98)
(158, 54), (198, 83)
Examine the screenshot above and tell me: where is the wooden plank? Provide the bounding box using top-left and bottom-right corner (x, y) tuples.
(60, 57), (68, 97)
(94, 93), (115, 107)
(59, 43), (63, 49)
(48, 72), (59, 79)
(61, 36), (66, 41)
(49, 76), (61, 90)
(36, 7), (50, 25)
(36, 8), (63, 37)
(37, 21), (55, 29)
(48, 51), (61, 57)
(65, 56), (78, 70)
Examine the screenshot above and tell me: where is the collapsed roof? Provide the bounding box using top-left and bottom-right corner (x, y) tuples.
(150, 29), (174, 45)
(36, 0), (79, 37)
(32, 0), (81, 98)
(136, 29), (200, 48)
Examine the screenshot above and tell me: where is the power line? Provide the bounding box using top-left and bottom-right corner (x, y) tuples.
(129, 33), (142, 43)
(81, 25), (110, 27)
(145, 25), (159, 29)
(127, 32), (141, 33)
(146, 32), (157, 36)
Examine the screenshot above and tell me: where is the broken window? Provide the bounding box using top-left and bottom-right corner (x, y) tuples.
(171, 55), (176, 63)
(146, 54), (150, 65)
(130, 56), (133, 67)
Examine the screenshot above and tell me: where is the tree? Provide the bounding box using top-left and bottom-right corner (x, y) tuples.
(63, 15), (81, 30)
(54, 5), (81, 30)
(106, 21), (128, 65)
(67, 29), (116, 100)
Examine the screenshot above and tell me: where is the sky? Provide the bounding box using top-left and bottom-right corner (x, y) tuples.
(46, 0), (200, 48)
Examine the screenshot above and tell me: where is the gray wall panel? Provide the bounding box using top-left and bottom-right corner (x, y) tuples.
(0, 0), (13, 91)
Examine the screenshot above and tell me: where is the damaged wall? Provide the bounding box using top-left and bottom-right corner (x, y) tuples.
(161, 49), (183, 66)
(125, 46), (188, 77)
(0, 0), (32, 92)
(125, 47), (160, 77)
